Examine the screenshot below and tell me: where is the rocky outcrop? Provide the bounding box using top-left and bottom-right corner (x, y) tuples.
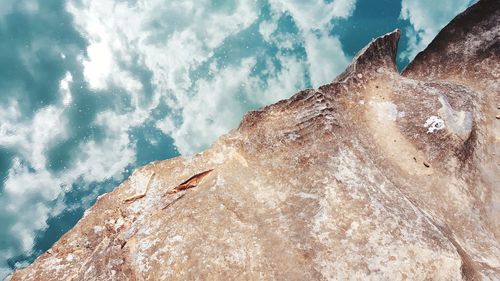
(8, 0), (499, 280)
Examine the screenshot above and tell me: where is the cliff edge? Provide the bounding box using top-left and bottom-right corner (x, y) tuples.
(9, 0), (499, 280)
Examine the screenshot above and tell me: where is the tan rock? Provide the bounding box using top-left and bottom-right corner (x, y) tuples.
(8, 0), (499, 280)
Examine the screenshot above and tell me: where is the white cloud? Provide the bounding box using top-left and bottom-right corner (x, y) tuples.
(1, 161), (60, 254)
(0, 73), (73, 268)
(304, 32), (350, 87)
(158, 58), (255, 154)
(265, 0), (355, 87)
(75, 111), (139, 183)
(68, 0), (263, 156)
(251, 54), (308, 105)
(68, 0), (258, 96)
(9, 201), (51, 251)
(4, 160), (57, 202)
(82, 42), (114, 89)
(30, 107), (69, 170)
(259, 19), (279, 43)
(60, 72), (73, 106)
(155, 118), (176, 136)
(331, 0), (358, 19)
(268, 0), (357, 31)
(0, 103), (68, 171)
(74, 134), (136, 183)
(400, 0), (476, 61)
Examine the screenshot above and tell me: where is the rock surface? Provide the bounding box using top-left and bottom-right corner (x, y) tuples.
(8, 0), (499, 280)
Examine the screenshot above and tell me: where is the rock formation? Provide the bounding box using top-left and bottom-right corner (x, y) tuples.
(8, 0), (499, 280)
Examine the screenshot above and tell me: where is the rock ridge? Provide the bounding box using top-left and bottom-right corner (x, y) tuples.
(334, 29), (400, 83)
(8, 1), (499, 280)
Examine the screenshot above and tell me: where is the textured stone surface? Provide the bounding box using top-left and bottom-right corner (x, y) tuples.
(8, 0), (499, 280)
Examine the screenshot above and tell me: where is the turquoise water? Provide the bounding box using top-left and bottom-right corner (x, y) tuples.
(0, 0), (475, 277)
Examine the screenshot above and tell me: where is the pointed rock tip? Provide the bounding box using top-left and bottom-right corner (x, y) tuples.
(351, 28), (400, 70)
(334, 29), (400, 83)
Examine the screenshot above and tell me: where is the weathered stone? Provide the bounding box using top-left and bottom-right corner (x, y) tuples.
(8, 0), (499, 280)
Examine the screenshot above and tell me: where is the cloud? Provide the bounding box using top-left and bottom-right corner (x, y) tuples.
(265, 0), (355, 87)
(68, 0), (259, 96)
(250, 54), (309, 105)
(331, 0), (358, 19)
(303, 32), (350, 87)
(76, 111), (139, 183)
(59, 72), (73, 106)
(268, 0), (357, 31)
(0, 103), (68, 172)
(259, 18), (279, 43)
(160, 58), (255, 154)
(399, 0), (476, 61)
(82, 42), (114, 90)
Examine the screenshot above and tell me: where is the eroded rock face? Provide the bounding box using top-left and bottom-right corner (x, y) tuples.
(8, 0), (499, 280)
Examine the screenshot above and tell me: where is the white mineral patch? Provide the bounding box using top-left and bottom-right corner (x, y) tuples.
(286, 132), (299, 141)
(216, 174), (225, 187)
(128, 179), (161, 214)
(371, 101), (399, 122)
(424, 116), (445, 133)
(296, 192), (319, 200)
(93, 225), (104, 234)
(171, 235), (183, 242)
(114, 217), (125, 231)
(66, 254), (74, 262)
(437, 95), (472, 139)
(209, 151), (225, 164)
(250, 179), (287, 208)
(129, 171), (153, 194)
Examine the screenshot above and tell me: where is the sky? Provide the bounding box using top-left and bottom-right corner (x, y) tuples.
(0, 0), (476, 278)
